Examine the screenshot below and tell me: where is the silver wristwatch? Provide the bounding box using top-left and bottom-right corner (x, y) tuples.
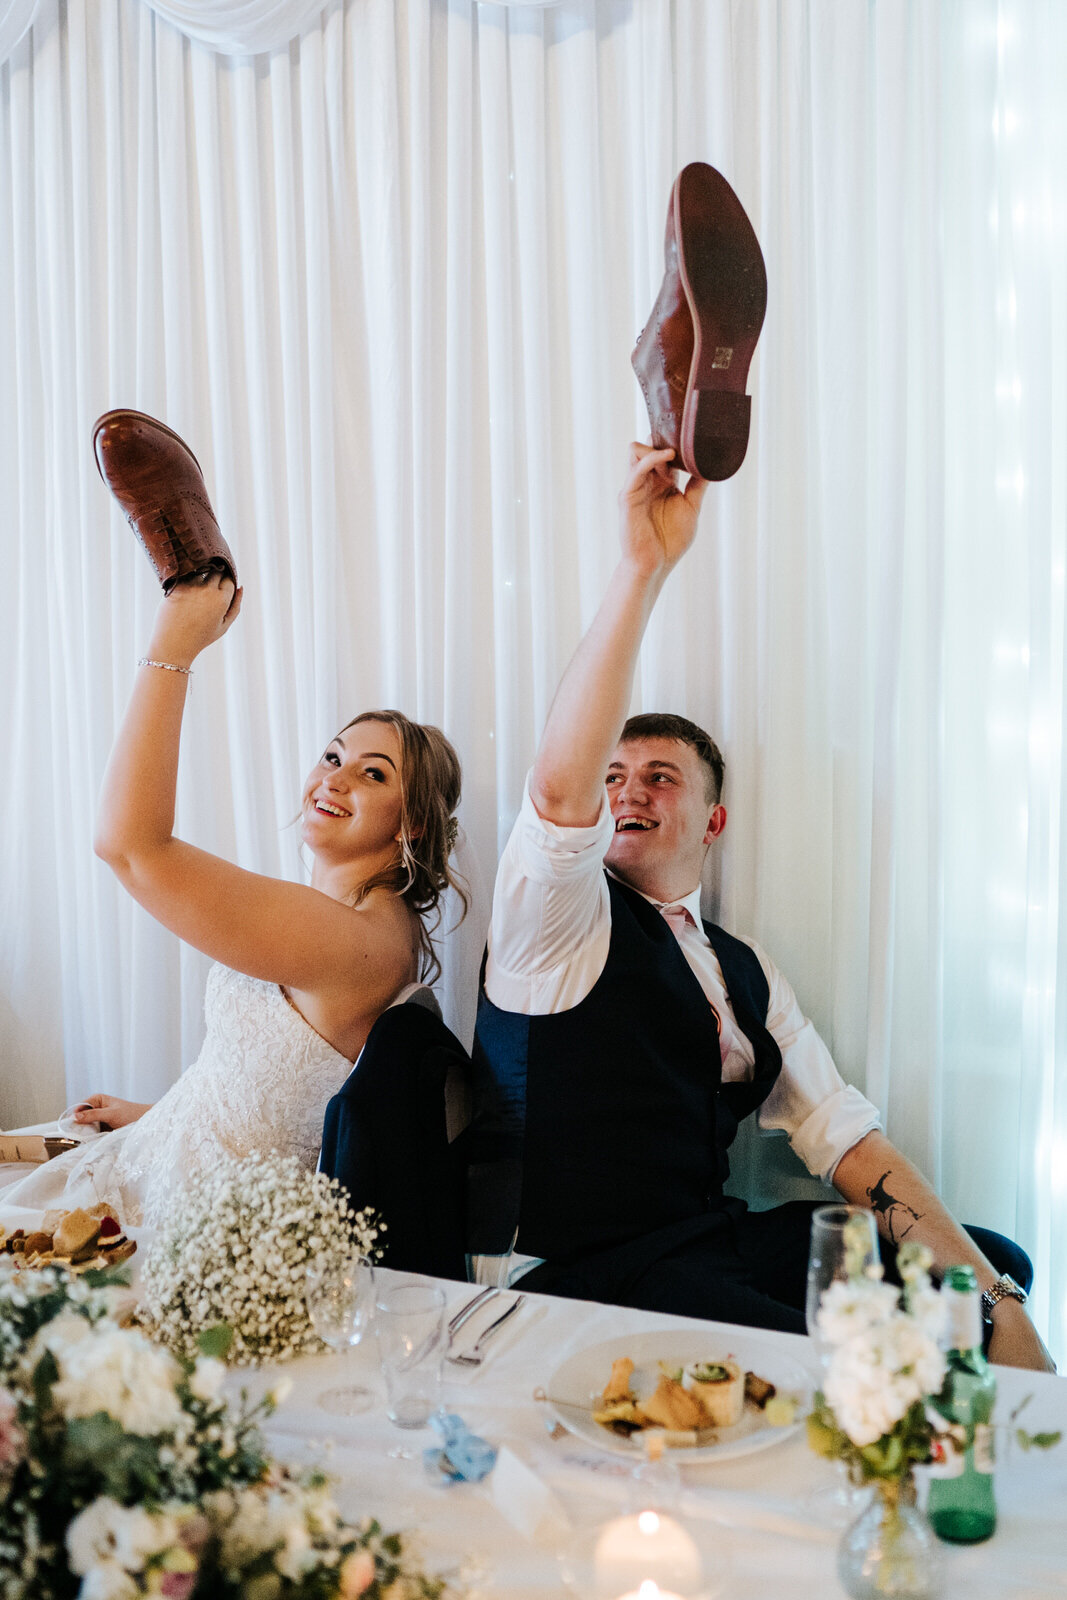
(980, 1274), (1028, 1321)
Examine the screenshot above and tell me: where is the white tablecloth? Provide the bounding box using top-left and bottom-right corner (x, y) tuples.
(228, 1268), (1067, 1600)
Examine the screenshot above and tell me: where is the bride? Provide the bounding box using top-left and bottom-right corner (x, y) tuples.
(3, 413), (465, 1229)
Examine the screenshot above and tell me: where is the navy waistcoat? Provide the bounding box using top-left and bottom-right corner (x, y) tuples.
(467, 876), (783, 1261)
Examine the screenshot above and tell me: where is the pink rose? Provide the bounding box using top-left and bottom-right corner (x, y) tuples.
(339, 1548), (377, 1597)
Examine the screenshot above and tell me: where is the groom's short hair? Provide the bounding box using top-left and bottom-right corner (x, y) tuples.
(619, 713), (725, 805)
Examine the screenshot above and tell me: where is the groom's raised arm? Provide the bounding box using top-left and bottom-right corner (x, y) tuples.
(530, 444), (708, 827)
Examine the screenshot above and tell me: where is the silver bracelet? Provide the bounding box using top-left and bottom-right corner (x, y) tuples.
(138, 657), (192, 675)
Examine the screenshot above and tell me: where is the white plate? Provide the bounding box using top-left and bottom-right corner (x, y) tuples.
(545, 1327), (814, 1464)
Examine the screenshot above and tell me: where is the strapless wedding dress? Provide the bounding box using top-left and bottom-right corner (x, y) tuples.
(1, 965), (355, 1229)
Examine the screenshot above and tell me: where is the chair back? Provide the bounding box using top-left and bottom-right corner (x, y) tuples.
(319, 1000), (470, 1281)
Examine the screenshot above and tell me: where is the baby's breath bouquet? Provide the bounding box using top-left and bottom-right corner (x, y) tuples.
(141, 1154), (383, 1365)
(0, 1258), (445, 1600)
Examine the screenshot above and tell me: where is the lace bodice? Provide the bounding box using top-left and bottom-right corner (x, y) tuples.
(6, 965), (355, 1228)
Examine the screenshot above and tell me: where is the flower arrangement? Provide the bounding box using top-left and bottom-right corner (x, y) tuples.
(806, 1239), (947, 1484)
(0, 1258), (445, 1600)
(140, 1154), (383, 1365)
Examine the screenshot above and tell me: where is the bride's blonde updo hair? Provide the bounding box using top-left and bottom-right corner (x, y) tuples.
(341, 709), (467, 983)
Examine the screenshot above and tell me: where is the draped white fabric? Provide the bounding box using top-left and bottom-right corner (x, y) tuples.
(0, 0), (334, 59)
(1, 0), (1064, 1358)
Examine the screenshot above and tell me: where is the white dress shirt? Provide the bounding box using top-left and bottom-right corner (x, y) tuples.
(485, 773), (881, 1184)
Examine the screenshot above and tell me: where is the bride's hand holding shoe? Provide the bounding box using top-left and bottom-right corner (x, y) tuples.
(143, 571), (243, 672)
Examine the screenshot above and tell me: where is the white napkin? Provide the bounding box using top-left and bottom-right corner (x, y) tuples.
(56, 1105), (108, 1142)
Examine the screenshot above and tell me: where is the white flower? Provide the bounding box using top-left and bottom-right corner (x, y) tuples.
(188, 1358), (227, 1401)
(824, 1311), (947, 1447)
(816, 1277), (899, 1348)
(53, 1327), (184, 1436)
(68, 1497), (182, 1577)
(77, 1563), (140, 1600)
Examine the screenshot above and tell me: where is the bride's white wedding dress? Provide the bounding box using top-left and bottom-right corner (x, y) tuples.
(1, 965), (356, 1229)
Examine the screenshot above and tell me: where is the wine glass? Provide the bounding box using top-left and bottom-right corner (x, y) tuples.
(805, 1203), (880, 1359)
(305, 1252), (376, 1414)
(805, 1205), (880, 1519)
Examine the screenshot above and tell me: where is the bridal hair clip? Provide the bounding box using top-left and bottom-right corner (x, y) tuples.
(138, 658), (192, 675)
(446, 816), (459, 850)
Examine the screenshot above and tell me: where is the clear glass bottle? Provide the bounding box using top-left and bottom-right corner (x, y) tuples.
(927, 1265), (997, 1544)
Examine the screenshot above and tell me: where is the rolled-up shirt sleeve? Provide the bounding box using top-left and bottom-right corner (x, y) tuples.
(484, 771), (616, 1015)
(744, 939), (882, 1182)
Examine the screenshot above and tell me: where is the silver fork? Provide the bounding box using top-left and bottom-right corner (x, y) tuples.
(446, 1294), (526, 1367)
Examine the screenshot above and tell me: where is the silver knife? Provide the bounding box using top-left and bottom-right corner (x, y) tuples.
(447, 1294), (526, 1364)
(446, 1285), (500, 1340)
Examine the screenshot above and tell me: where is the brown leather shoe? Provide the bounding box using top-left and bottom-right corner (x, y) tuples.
(93, 409), (237, 591)
(632, 162), (767, 481)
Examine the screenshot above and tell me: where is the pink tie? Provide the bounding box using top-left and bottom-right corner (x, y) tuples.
(660, 904), (722, 1040)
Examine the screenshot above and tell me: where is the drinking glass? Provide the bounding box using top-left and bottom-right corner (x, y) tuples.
(376, 1282), (447, 1430)
(805, 1205), (880, 1520)
(466, 1224), (519, 1289)
(805, 1203), (880, 1360)
(305, 1253), (375, 1415)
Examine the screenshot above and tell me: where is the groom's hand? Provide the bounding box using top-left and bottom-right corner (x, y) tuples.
(619, 442), (709, 579)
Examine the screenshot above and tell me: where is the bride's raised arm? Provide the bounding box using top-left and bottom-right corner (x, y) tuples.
(94, 576), (414, 1024)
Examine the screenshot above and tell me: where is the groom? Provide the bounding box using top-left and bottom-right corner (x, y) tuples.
(467, 442), (1054, 1371)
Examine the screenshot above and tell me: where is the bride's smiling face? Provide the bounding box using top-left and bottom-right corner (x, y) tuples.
(300, 719), (405, 864)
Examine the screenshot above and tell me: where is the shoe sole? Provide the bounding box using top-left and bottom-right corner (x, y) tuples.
(674, 163), (767, 481)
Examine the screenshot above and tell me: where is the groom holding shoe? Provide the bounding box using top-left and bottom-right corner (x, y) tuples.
(468, 162), (1052, 1370)
(468, 441), (1053, 1371)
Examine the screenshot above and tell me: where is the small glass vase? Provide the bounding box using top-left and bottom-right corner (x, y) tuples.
(837, 1475), (941, 1600)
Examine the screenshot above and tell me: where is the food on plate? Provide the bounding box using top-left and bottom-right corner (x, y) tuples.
(763, 1394), (798, 1427)
(603, 1356), (635, 1403)
(0, 1207), (136, 1272)
(591, 1351), (790, 1446)
(640, 1374), (708, 1431)
(53, 1207), (101, 1259)
(744, 1370), (777, 1408)
(685, 1359), (744, 1426)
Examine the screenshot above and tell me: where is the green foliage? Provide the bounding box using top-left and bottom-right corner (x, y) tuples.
(196, 1323), (234, 1361)
(809, 1391), (937, 1484)
(1015, 1429), (1063, 1452)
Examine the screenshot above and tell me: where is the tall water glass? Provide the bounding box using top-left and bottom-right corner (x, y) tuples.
(305, 1253), (375, 1415)
(376, 1282), (447, 1429)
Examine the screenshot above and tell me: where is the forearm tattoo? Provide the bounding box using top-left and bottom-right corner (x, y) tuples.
(866, 1170), (923, 1245)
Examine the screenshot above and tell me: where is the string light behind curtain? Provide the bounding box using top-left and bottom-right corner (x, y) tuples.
(0, 0), (1064, 1357)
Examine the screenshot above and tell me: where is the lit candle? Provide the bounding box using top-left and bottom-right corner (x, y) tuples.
(592, 1511), (702, 1597)
(614, 1582), (686, 1600)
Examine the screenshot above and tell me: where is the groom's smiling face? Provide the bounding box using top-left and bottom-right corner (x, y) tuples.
(604, 736), (725, 894)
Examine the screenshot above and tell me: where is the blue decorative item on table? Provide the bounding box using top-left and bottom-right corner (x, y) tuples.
(424, 1412), (498, 1483)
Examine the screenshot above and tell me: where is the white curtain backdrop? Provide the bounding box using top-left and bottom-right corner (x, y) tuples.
(1, 0), (1064, 1358)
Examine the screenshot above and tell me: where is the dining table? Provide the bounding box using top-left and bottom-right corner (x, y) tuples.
(228, 1266), (1067, 1600)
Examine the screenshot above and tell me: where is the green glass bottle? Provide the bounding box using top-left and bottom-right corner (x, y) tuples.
(927, 1265), (997, 1543)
